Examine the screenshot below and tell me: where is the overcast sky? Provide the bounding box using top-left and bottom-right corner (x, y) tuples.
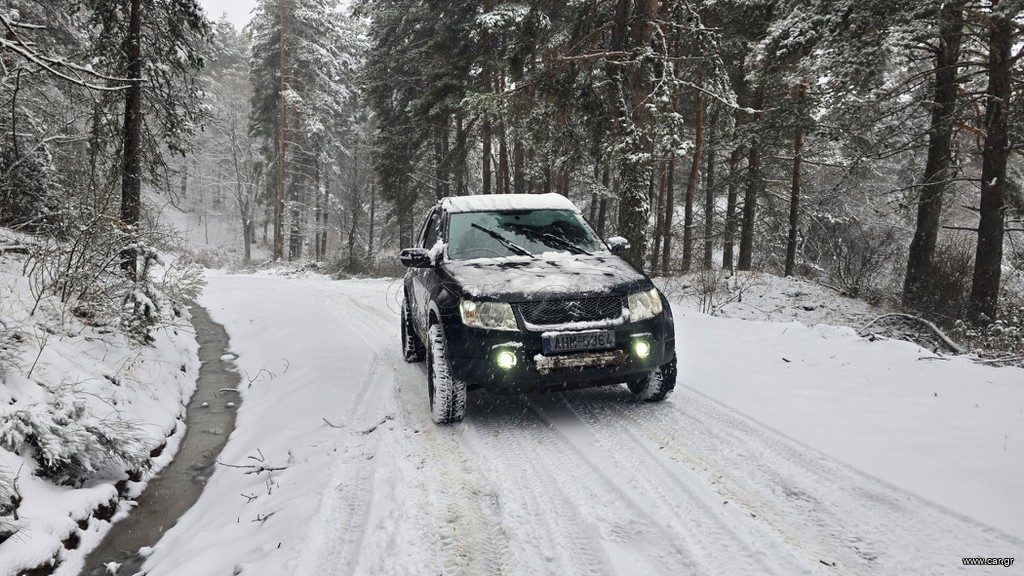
(200, 0), (257, 31)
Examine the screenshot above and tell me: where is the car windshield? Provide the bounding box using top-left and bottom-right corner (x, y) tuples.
(447, 210), (605, 261)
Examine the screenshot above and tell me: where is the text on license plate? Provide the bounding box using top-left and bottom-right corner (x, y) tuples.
(543, 331), (616, 354)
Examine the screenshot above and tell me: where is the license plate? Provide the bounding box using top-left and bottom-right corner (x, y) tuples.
(542, 331), (616, 354)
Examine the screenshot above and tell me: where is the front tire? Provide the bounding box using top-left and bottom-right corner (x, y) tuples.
(426, 323), (467, 424)
(401, 299), (425, 362)
(627, 357), (676, 402)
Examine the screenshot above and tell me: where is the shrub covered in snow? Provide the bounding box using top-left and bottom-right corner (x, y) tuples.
(0, 383), (151, 486)
(0, 323), (22, 378)
(954, 307), (1024, 359)
(23, 217), (203, 343)
(0, 465), (18, 543)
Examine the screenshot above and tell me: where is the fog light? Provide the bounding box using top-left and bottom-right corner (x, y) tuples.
(496, 350), (517, 369)
(633, 340), (652, 359)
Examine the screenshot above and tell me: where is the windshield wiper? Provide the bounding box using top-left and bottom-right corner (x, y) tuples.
(509, 225), (593, 256)
(471, 223), (534, 258)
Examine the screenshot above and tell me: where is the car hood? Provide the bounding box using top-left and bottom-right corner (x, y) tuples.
(443, 252), (651, 301)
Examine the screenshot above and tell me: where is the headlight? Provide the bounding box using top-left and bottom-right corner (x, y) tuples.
(460, 300), (518, 331)
(628, 288), (663, 322)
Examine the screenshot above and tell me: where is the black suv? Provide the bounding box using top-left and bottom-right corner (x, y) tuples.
(400, 193), (676, 424)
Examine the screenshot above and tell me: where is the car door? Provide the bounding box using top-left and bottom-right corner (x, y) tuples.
(408, 207), (442, 334)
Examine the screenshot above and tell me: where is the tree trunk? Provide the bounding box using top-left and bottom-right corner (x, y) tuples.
(456, 116), (466, 196)
(320, 168), (329, 259)
(287, 107), (303, 261)
(968, 8), (1012, 324)
(614, 0), (658, 270)
(274, 0), (287, 261)
(703, 118), (716, 269)
(785, 80), (808, 277)
(120, 0), (143, 278)
(440, 120), (450, 197)
(598, 167), (610, 237)
(661, 156), (676, 275)
(482, 118), (491, 194)
(348, 146), (361, 269)
(526, 146), (536, 194)
(434, 126), (444, 200)
(496, 129), (507, 195)
(722, 146), (741, 270)
(903, 2), (964, 308)
(513, 140), (525, 194)
(682, 87), (704, 272)
(738, 85), (765, 271)
(314, 162), (323, 260)
(244, 217), (252, 262)
(652, 161), (667, 272)
(367, 181), (376, 267)
(496, 73), (510, 195)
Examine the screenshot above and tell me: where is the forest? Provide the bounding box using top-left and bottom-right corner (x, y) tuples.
(1, 0), (1023, 336)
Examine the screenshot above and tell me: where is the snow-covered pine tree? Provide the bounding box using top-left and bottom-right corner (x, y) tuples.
(82, 0), (212, 276)
(250, 0), (365, 261)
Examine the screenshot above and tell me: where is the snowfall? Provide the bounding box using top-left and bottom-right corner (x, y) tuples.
(1, 217), (1022, 576)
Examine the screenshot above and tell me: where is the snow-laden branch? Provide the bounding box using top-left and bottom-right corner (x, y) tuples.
(0, 14), (131, 91)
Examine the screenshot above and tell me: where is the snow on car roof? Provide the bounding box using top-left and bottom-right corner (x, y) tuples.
(441, 193), (581, 214)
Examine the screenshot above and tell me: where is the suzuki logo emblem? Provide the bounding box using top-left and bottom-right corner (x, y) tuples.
(564, 301), (584, 319)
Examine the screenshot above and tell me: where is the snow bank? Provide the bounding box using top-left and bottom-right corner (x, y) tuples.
(0, 246), (199, 576)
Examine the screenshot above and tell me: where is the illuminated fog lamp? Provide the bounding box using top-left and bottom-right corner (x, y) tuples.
(496, 350), (518, 370)
(633, 339), (652, 359)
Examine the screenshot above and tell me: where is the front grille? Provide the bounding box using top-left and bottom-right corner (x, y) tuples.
(519, 296), (625, 326)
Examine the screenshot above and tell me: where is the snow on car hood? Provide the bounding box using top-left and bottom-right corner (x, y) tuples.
(444, 251), (651, 300)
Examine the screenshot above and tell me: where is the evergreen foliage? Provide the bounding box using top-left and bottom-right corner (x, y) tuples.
(0, 382), (151, 486)
(2, 0), (1022, 331)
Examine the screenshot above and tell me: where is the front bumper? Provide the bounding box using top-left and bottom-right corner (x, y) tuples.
(442, 315), (675, 395)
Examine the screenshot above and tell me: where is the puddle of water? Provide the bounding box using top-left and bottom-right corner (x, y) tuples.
(80, 306), (240, 576)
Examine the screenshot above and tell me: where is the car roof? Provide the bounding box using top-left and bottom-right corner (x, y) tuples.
(440, 193), (581, 214)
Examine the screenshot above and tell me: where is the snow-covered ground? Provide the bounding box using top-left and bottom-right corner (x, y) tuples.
(0, 234), (199, 576)
(127, 272), (1021, 576)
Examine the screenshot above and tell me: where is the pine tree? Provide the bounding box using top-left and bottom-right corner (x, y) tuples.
(84, 0), (211, 276)
(250, 0), (365, 260)
(967, 0), (1022, 323)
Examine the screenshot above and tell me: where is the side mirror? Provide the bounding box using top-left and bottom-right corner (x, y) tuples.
(606, 236), (631, 255)
(399, 247), (434, 268)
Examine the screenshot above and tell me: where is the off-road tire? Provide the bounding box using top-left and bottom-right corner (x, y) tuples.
(401, 299), (425, 362)
(427, 323), (467, 424)
(627, 357), (677, 402)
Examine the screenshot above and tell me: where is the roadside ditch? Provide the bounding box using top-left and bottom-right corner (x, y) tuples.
(78, 306), (240, 576)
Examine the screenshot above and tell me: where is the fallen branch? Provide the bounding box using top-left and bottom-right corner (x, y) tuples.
(359, 414), (394, 435)
(0, 244), (30, 254)
(971, 355), (1024, 365)
(217, 449), (288, 475)
(217, 461), (288, 475)
(858, 313), (966, 355)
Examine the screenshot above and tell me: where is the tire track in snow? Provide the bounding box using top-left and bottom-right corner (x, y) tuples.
(390, 377), (515, 576)
(320, 282), (515, 576)
(290, 355), (394, 576)
(526, 392), (809, 576)
(464, 402), (618, 576)
(568, 386), (1024, 575)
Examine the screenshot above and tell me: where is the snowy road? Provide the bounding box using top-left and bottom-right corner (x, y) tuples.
(139, 274), (1022, 576)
